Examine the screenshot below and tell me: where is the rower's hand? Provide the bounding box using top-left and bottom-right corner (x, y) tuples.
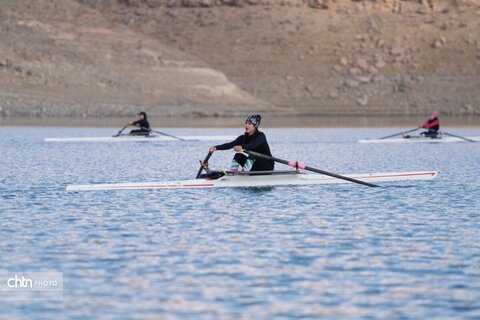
(208, 147), (216, 153)
(233, 145), (243, 152)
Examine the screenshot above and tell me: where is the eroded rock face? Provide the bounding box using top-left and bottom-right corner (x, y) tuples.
(0, 0), (272, 117)
(129, 0), (480, 12)
(75, 0), (480, 11)
(73, 0), (480, 116)
(2, 0), (480, 117)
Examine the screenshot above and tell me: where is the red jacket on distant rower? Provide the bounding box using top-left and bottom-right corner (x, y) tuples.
(420, 112), (440, 137)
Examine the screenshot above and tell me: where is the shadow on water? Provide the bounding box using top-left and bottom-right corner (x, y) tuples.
(237, 186), (276, 193)
(382, 185), (419, 189)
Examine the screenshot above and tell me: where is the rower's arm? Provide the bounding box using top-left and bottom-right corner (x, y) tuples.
(215, 135), (243, 150)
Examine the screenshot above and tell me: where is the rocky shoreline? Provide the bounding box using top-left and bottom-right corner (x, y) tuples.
(3, 115), (480, 128)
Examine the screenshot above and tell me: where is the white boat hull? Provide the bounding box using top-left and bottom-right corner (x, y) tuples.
(66, 171), (438, 191)
(359, 136), (480, 144)
(45, 135), (235, 142)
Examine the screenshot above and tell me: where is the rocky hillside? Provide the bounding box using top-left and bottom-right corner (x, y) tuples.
(1, 0), (479, 118)
(0, 0), (271, 118)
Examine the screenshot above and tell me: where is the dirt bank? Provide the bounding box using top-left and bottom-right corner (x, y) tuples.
(1, 0), (479, 118)
(2, 115), (480, 128)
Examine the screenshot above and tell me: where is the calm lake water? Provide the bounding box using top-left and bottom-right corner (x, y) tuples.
(1, 126), (480, 319)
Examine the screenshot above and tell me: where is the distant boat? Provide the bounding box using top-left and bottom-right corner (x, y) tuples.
(359, 129), (480, 144)
(359, 135), (480, 144)
(45, 134), (235, 143)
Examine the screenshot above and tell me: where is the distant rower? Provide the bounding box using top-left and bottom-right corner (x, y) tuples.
(127, 112), (150, 135)
(207, 115), (274, 172)
(420, 112), (440, 138)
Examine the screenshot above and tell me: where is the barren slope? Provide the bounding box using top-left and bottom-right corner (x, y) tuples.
(1, 0), (479, 118)
(0, 0), (271, 118)
(77, 0), (480, 116)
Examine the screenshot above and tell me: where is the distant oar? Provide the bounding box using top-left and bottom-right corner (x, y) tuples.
(112, 125), (128, 137)
(196, 152), (213, 179)
(243, 150), (379, 187)
(442, 131), (477, 143)
(379, 128), (419, 140)
(140, 127), (186, 141)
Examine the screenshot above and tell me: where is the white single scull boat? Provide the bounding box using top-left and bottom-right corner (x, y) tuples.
(45, 135), (235, 143)
(359, 136), (480, 144)
(66, 170), (438, 191)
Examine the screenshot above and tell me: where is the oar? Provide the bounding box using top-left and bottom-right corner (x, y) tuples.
(243, 150), (379, 187)
(379, 128), (419, 140)
(112, 125), (128, 137)
(442, 131), (477, 143)
(139, 127), (186, 141)
(196, 152), (213, 178)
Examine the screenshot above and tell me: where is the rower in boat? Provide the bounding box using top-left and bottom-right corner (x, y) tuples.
(205, 114), (274, 173)
(419, 112), (440, 138)
(126, 112), (150, 136)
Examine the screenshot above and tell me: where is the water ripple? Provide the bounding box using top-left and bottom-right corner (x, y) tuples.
(1, 127), (480, 318)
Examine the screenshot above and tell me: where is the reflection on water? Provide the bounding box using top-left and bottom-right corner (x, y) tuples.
(0, 127), (480, 318)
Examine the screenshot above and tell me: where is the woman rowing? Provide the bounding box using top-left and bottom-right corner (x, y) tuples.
(126, 112), (150, 135)
(206, 115), (274, 172)
(420, 111), (440, 138)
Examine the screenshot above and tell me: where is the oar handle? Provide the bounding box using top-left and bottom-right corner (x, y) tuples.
(244, 150), (378, 187)
(196, 152), (213, 178)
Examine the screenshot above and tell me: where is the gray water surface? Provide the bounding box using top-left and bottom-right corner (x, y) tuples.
(1, 127), (480, 319)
